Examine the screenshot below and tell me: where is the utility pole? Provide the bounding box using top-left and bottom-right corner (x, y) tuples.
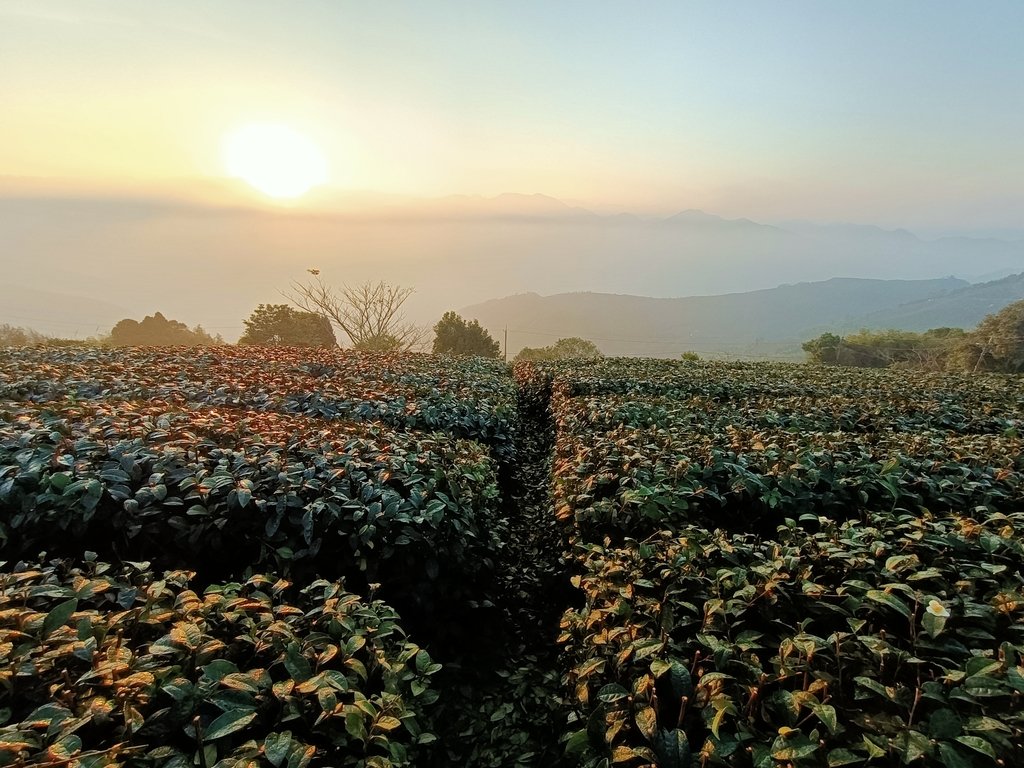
(503, 326), (508, 362)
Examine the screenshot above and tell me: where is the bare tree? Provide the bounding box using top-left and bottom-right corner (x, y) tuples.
(283, 272), (425, 350)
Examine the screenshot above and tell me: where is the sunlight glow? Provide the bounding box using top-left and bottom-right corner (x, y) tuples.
(222, 123), (329, 199)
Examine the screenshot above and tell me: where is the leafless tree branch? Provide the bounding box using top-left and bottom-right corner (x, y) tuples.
(282, 274), (425, 350)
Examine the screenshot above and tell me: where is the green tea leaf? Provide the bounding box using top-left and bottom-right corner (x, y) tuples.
(651, 729), (692, 768)
(865, 589), (911, 618)
(263, 732), (292, 768)
(596, 683), (630, 704)
(955, 736), (996, 759)
(936, 743), (973, 768)
(42, 598), (78, 638)
(827, 748), (862, 766)
(204, 709), (257, 741)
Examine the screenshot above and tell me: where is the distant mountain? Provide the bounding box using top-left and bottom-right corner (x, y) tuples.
(461, 276), (971, 359)
(2, 188), (1022, 341)
(846, 272), (1024, 332)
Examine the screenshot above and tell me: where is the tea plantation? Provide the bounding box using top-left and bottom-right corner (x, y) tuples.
(1, 348), (1022, 767)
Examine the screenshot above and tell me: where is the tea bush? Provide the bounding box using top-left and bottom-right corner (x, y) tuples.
(537, 358), (1024, 767)
(0, 347), (517, 462)
(0, 558), (439, 768)
(3, 350), (1023, 767)
(0, 400), (503, 596)
(559, 509), (1024, 766)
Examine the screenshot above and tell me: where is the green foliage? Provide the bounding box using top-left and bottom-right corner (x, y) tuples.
(553, 420), (1023, 539)
(352, 334), (404, 352)
(0, 559), (439, 767)
(0, 345), (541, 768)
(949, 299), (1024, 373)
(4, 349), (1024, 768)
(530, 356), (1024, 767)
(429, 658), (566, 768)
(0, 400), (503, 594)
(109, 312), (222, 347)
(0, 346), (518, 462)
(560, 510), (1024, 766)
(0, 324), (48, 346)
(515, 337), (602, 363)
(803, 297), (1024, 374)
(801, 332), (843, 364)
(432, 312), (500, 358)
(679, 351), (701, 362)
(239, 304), (337, 347)
(802, 328), (964, 369)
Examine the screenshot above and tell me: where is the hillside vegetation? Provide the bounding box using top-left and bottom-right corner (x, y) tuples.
(804, 299), (1024, 373)
(462, 275), (1023, 359)
(1, 348), (1022, 766)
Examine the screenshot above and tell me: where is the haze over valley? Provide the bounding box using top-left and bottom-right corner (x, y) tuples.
(2, 190), (1022, 354)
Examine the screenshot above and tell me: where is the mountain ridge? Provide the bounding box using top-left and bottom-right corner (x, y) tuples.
(461, 274), (1023, 359)
(2, 189), (1022, 341)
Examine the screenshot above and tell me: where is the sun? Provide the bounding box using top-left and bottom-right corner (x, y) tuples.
(223, 123), (329, 199)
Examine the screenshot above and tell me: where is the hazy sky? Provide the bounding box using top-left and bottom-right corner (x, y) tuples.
(2, 0), (1023, 229)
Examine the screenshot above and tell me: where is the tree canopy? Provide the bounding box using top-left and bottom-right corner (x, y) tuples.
(948, 299), (1024, 373)
(802, 328), (964, 369)
(432, 312), (500, 357)
(0, 324), (48, 346)
(352, 333), (404, 352)
(514, 337), (602, 362)
(802, 301), (1024, 373)
(109, 312), (221, 346)
(283, 273), (424, 350)
(238, 304), (336, 347)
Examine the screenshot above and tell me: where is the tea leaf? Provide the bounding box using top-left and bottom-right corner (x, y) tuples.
(42, 598), (78, 638)
(204, 709), (258, 741)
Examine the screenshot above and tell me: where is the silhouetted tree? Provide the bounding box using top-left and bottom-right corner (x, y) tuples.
(283, 272), (424, 350)
(515, 337), (602, 362)
(109, 312), (221, 346)
(949, 300), (1024, 373)
(0, 324), (48, 346)
(802, 332), (844, 364)
(803, 329), (963, 369)
(239, 304), (337, 347)
(352, 333), (404, 352)
(432, 312), (500, 357)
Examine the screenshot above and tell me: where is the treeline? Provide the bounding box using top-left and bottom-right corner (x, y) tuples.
(1, 281), (608, 363)
(0, 314), (222, 348)
(804, 298), (1024, 373)
(0, 324), (49, 346)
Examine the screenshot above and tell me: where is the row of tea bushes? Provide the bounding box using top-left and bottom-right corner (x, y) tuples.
(553, 421), (1024, 539)
(519, 358), (1024, 766)
(540, 359), (1024, 414)
(0, 347), (517, 461)
(555, 392), (1022, 437)
(0, 349), (532, 767)
(0, 558), (439, 768)
(558, 508), (1024, 766)
(0, 400), (503, 595)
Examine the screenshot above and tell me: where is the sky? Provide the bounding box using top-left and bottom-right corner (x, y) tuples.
(2, 0), (1023, 231)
